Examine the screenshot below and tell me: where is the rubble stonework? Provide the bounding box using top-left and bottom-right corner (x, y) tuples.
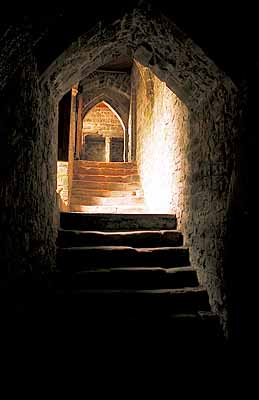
(0, 55), (57, 273)
(0, 8), (242, 337)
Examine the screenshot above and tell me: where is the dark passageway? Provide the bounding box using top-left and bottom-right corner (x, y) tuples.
(0, 2), (256, 371)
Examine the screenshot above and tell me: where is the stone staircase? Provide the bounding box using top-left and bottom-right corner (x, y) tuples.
(3, 211), (224, 362)
(70, 160), (145, 213)
(53, 212), (223, 348)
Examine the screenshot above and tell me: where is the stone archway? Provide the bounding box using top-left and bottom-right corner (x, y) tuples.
(82, 95), (129, 162)
(81, 100), (125, 162)
(41, 6), (240, 332)
(41, 10), (228, 109)
(80, 70), (131, 99)
(82, 95), (128, 133)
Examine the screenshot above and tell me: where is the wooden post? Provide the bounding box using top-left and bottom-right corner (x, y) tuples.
(105, 137), (111, 162)
(68, 85), (78, 207)
(76, 94), (83, 159)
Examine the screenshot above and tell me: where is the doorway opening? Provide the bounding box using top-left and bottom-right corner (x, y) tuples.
(57, 59), (188, 215)
(81, 101), (125, 162)
(41, 6), (239, 333)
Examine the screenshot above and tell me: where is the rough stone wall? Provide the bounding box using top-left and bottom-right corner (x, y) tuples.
(0, 53), (57, 275)
(83, 102), (124, 138)
(133, 61), (240, 335)
(0, 10), (249, 342)
(57, 161), (69, 211)
(182, 80), (241, 334)
(41, 10), (226, 111)
(134, 63), (189, 216)
(81, 71), (130, 98)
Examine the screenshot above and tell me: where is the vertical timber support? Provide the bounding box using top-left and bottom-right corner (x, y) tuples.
(68, 84), (78, 207)
(131, 85), (137, 161)
(76, 93), (83, 159)
(105, 137), (111, 162)
(128, 81), (137, 162)
(123, 126), (128, 162)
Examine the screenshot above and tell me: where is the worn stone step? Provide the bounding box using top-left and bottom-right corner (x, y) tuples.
(72, 179), (141, 191)
(75, 161), (137, 169)
(6, 296), (222, 350)
(75, 166), (138, 175)
(14, 273), (219, 342)
(60, 212), (177, 231)
(69, 205), (147, 213)
(8, 273), (216, 326)
(69, 188), (144, 198)
(57, 229), (183, 248)
(57, 286), (210, 315)
(70, 195), (145, 207)
(74, 166), (138, 175)
(57, 246), (189, 270)
(73, 174), (140, 183)
(55, 267), (198, 290)
(7, 273), (220, 348)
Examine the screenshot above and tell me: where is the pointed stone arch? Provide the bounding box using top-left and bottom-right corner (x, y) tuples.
(80, 71), (131, 99)
(41, 6), (240, 332)
(82, 93), (129, 130)
(41, 9), (229, 111)
(82, 95), (129, 161)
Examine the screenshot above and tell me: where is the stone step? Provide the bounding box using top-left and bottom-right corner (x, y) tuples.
(69, 205), (147, 213)
(70, 195), (145, 207)
(73, 174), (140, 183)
(69, 188), (144, 198)
(54, 267), (198, 290)
(57, 246), (190, 270)
(57, 229), (183, 248)
(74, 165), (138, 176)
(53, 286), (210, 315)
(75, 161), (137, 169)
(74, 167), (138, 176)
(72, 180), (141, 191)
(60, 212), (177, 231)
(10, 272), (220, 346)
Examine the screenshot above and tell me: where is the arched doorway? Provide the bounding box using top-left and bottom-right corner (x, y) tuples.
(45, 7), (239, 330)
(80, 101), (125, 162)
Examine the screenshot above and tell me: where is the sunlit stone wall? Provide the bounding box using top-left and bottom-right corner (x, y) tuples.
(57, 161), (69, 212)
(133, 61), (241, 335)
(134, 62), (189, 218)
